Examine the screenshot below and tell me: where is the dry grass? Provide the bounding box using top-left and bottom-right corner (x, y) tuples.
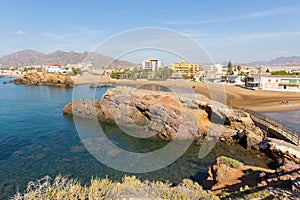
(12, 175), (219, 200)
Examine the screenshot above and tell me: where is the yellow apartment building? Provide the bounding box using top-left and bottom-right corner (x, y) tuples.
(171, 61), (201, 77)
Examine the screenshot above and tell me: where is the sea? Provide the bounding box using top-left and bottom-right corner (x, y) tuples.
(0, 76), (289, 199)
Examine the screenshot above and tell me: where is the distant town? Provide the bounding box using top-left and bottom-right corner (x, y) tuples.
(1, 55), (300, 92)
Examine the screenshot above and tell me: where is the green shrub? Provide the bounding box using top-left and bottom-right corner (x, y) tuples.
(218, 156), (244, 169)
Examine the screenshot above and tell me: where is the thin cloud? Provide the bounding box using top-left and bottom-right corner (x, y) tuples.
(15, 30), (25, 35)
(223, 32), (300, 40)
(43, 32), (66, 40)
(166, 6), (300, 25)
(105, 11), (127, 18)
(249, 6), (300, 17)
(181, 29), (207, 38)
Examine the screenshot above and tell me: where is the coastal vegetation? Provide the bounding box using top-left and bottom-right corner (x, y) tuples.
(110, 67), (174, 80)
(13, 153), (300, 199)
(13, 175), (218, 200)
(217, 156), (244, 169)
(271, 69), (300, 75)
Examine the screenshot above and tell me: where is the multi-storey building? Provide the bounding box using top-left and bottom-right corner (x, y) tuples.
(142, 58), (163, 72)
(171, 61), (201, 77)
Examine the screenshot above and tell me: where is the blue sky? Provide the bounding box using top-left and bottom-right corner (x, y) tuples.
(1, 0), (300, 63)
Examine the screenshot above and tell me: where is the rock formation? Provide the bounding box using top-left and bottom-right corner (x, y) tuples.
(14, 72), (74, 87)
(89, 83), (112, 88)
(207, 156), (244, 185)
(205, 156), (300, 197)
(63, 87), (263, 145)
(259, 160), (300, 193)
(259, 137), (300, 164)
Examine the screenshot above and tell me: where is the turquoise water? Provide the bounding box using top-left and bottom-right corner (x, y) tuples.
(0, 77), (272, 199)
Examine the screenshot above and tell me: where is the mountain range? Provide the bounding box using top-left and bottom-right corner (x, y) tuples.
(0, 49), (136, 68)
(1, 49), (300, 67)
(247, 56), (300, 66)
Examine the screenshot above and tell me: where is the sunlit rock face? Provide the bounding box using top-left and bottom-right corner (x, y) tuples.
(63, 87), (262, 144)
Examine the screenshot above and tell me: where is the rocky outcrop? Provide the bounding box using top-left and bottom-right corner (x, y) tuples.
(63, 87), (210, 140)
(259, 160), (300, 193)
(205, 156), (300, 197)
(259, 137), (300, 164)
(63, 87), (262, 144)
(207, 156), (244, 185)
(14, 72), (74, 87)
(89, 83), (112, 88)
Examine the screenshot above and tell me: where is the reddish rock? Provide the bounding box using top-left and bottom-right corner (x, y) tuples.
(259, 160), (300, 192)
(14, 72), (74, 87)
(63, 87), (262, 143)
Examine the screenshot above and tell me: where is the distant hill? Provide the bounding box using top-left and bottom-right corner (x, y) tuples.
(0, 49), (137, 68)
(248, 56), (300, 66)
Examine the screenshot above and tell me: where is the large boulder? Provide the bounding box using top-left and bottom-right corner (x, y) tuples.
(63, 87), (262, 142)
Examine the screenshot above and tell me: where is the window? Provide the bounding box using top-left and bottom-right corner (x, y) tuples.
(268, 79), (271, 82)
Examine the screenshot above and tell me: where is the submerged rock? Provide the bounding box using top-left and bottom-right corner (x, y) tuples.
(14, 72), (74, 87)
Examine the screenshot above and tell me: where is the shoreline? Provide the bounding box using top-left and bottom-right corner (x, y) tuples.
(0, 74), (20, 78)
(5, 74), (300, 113)
(106, 79), (300, 113)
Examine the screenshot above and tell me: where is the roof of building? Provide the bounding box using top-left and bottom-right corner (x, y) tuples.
(51, 64), (60, 66)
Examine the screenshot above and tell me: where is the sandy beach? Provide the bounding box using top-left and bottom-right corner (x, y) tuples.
(190, 82), (300, 112)
(109, 79), (300, 112)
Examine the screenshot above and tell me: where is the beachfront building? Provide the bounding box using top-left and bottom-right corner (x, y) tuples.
(171, 61), (201, 77)
(245, 75), (300, 92)
(245, 75), (261, 90)
(142, 58), (163, 72)
(261, 76), (300, 92)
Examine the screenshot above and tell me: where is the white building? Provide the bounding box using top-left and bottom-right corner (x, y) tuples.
(47, 64), (72, 74)
(209, 64), (223, 73)
(47, 64), (61, 73)
(142, 58), (163, 72)
(260, 76), (300, 92)
(245, 75), (261, 90)
(245, 75), (300, 92)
